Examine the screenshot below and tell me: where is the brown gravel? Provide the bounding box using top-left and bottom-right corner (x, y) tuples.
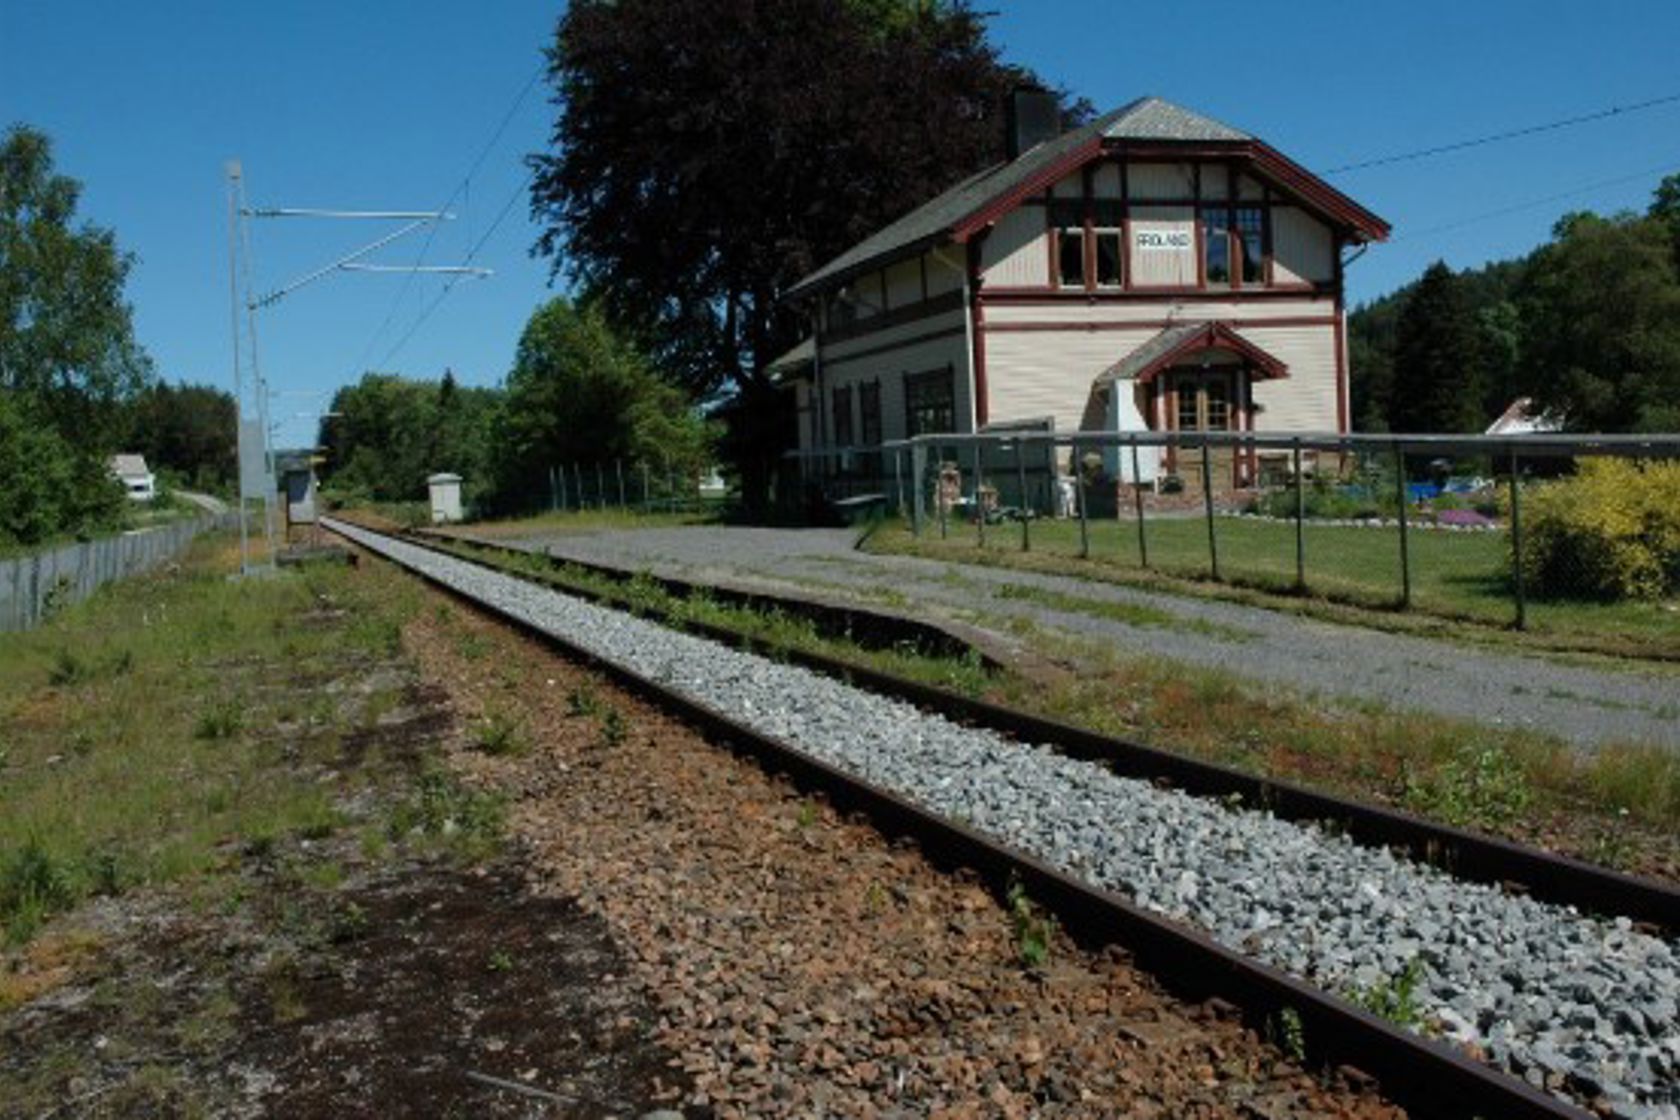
(403, 574), (1410, 1119)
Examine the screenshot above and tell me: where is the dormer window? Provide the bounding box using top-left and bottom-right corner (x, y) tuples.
(1092, 201), (1123, 287)
(1054, 200), (1123, 289)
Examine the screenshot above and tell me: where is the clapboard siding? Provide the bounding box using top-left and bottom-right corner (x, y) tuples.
(981, 206), (1049, 288)
(1272, 206), (1334, 284)
(982, 295), (1335, 326)
(1128, 205), (1197, 286)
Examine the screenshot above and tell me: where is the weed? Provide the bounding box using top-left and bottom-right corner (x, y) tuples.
(1005, 875), (1054, 968)
(389, 768), (505, 860)
(796, 799), (818, 829)
(864, 880), (888, 914)
(455, 631), (491, 661)
(1401, 744), (1531, 829)
(1348, 956), (1427, 1030)
(567, 680), (601, 718)
(1271, 1006), (1306, 1062)
(194, 698), (244, 741)
(474, 711), (525, 757)
(598, 706), (628, 748)
(329, 900), (370, 943)
(486, 948), (515, 973)
(1, 838), (75, 945)
(47, 649), (91, 687)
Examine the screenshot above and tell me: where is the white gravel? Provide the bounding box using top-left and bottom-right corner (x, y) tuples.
(335, 520), (1680, 1117)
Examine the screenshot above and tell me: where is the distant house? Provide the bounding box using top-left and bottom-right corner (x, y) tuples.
(782, 91), (1390, 490)
(110, 454), (155, 501)
(1486, 397), (1563, 437)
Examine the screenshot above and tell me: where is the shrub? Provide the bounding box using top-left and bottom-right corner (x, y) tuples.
(1518, 459), (1680, 600)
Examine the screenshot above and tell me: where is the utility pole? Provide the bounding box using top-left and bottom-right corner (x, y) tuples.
(224, 160), (492, 573)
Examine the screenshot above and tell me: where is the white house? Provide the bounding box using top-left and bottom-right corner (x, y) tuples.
(782, 92), (1390, 490)
(109, 454), (155, 501)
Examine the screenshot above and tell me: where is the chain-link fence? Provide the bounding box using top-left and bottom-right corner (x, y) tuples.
(783, 431), (1680, 650)
(508, 460), (720, 518)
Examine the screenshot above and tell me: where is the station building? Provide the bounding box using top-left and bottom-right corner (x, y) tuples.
(780, 92), (1390, 490)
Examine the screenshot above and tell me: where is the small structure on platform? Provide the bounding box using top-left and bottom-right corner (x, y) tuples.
(428, 472), (464, 524)
(110, 454), (155, 501)
(282, 464), (318, 526)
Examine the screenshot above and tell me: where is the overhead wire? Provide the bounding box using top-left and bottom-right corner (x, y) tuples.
(1322, 91), (1680, 174)
(350, 63), (545, 375)
(1388, 159), (1680, 243)
(374, 166), (535, 372)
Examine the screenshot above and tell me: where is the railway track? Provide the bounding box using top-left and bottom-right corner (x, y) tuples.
(327, 517), (1679, 1120)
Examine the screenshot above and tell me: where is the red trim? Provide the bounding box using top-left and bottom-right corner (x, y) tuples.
(983, 315), (1336, 333)
(953, 137), (1104, 243)
(967, 236), (989, 428)
(980, 286), (1334, 303)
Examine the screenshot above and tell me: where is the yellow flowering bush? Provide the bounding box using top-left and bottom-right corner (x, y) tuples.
(1518, 459), (1680, 600)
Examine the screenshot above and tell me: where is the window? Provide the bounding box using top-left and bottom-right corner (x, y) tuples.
(1235, 207), (1264, 284)
(859, 381), (883, 477)
(1203, 206), (1267, 287)
(1093, 201), (1123, 287)
(832, 384), (854, 449)
(1173, 375), (1233, 432)
(1051, 200), (1085, 288)
(905, 368), (955, 436)
(1204, 209), (1231, 284)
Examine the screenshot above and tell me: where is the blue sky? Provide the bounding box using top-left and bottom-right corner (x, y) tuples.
(5, 1), (1679, 447)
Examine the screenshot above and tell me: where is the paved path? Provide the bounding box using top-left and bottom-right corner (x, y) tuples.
(480, 525), (1680, 751)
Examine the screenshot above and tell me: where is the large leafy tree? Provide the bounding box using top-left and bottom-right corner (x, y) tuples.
(0, 124), (149, 544)
(1517, 212), (1680, 432)
(530, 0), (1067, 504)
(1390, 261), (1486, 433)
(487, 297), (714, 510)
(318, 371), (499, 502)
(123, 381), (237, 494)
(0, 125), (151, 439)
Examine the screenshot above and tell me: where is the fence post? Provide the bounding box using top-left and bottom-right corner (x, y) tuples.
(641, 462), (650, 511)
(1075, 440), (1089, 559)
(1509, 448), (1526, 630)
(669, 467), (678, 514)
(1201, 440), (1219, 580)
(572, 462), (584, 511)
(910, 443), (924, 536)
(1293, 439), (1306, 591)
(557, 464), (567, 512)
(1394, 440), (1411, 610)
(616, 459), (626, 510)
(1131, 438), (1148, 569)
(938, 449), (949, 540)
(973, 439), (986, 548)
(1016, 440), (1030, 552)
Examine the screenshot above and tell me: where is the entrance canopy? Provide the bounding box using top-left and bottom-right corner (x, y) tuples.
(1095, 321), (1289, 388)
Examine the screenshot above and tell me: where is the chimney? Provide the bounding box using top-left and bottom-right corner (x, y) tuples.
(1006, 85), (1061, 160)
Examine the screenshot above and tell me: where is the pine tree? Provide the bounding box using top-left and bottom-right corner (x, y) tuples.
(1391, 261), (1486, 433)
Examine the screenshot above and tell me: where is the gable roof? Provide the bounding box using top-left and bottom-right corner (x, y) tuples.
(784, 96), (1386, 301)
(1095, 321), (1289, 386)
(110, 454), (150, 479)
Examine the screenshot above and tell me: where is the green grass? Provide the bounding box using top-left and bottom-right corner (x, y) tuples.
(0, 533), (425, 946)
(992, 583), (1254, 641)
(868, 519), (1679, 659)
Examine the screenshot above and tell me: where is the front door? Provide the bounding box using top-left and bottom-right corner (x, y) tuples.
(1169, 371), (1236, 489)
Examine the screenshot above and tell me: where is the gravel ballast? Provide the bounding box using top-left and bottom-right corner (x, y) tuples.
(334, 521), (1680, 1117)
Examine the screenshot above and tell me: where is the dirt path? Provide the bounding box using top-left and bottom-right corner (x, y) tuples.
(485, 525), (1680, 752)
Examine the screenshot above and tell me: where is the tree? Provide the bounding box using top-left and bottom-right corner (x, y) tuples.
(0, 124), (150, 545)
(124, 382), (237, 493)
(1517, 213), (1680, 432)
(318, 372), (497, 502)
(529, 0), (1070, 506)
(0, 125), (151, 440)
(1390, 261), (1486, 433)
(488, 298), (714, 510)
